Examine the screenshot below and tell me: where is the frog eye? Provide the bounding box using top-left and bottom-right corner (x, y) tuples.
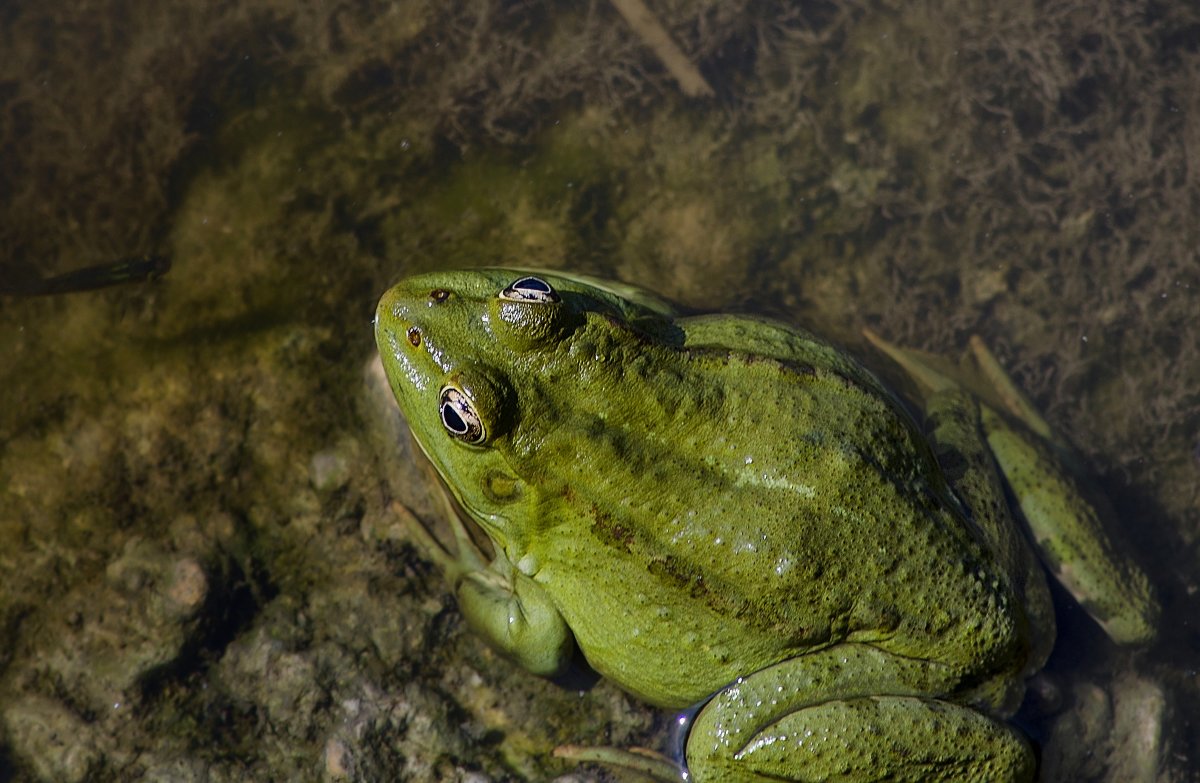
(491, 276), (576, 349)
(439, 386), (485, 444)
(499, 276), (560, 304)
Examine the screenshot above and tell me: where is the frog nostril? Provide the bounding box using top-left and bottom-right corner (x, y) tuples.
(407, 327), (422, 347)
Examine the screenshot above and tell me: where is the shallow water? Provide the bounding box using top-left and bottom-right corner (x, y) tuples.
(1, 1), (1197, 781)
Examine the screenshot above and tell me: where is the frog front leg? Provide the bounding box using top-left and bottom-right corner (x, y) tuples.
(685, 644), (1034, 783)
(396, 490), (574, 677)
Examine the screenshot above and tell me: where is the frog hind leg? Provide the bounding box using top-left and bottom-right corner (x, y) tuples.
(964, 337), (1159, 645)
(690, 698), (1032, 783)
(977, 404), (1159, 645)
(864, 330), (1160, 646)
(923, 388), (1057, 677)
(685, 644), (1035, 783)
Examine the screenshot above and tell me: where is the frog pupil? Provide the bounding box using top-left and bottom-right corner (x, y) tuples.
(518, 277), (551, 293)
(441, 404), (468, 434)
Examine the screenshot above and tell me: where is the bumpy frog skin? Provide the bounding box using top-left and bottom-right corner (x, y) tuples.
(374, 269), (1158, 782)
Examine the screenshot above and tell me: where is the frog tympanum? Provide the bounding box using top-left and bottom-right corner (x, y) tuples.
(374, 269), (1157, 782)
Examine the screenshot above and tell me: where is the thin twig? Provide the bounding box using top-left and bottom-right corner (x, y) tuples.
(608, 0), (714, 97)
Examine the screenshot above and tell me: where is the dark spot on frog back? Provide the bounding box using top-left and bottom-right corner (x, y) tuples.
(585, 302), (685, 346)
(752, 355), (818, 380)
(685, 345), (817, 380)
(590, 504), (634, 552)
(931, 442), (971, 484)
(584, 507), (717, 607)
(647, 554), (711, 601)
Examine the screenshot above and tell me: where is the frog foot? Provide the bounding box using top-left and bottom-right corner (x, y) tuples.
(389, 495), (576, 678)
(554, 744), (684, 782)
(389, 486), (491, 585)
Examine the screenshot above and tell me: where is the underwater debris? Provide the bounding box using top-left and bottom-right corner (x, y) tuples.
(0, 254), (170, 296)
(608, 0), (714, 97)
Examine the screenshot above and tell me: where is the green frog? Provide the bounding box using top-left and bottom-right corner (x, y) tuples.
(373, 268), (1158, 782)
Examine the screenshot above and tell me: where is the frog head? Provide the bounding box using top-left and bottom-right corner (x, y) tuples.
(374, 268), (675, 555)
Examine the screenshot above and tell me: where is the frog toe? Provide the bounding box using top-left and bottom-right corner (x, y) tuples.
(554, 744), (684, 782)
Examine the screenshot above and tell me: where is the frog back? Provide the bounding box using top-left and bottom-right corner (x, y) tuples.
(507, 312), (1028, 707)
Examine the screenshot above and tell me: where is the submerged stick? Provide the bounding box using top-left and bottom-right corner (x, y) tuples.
(608, 0), (714, 98)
